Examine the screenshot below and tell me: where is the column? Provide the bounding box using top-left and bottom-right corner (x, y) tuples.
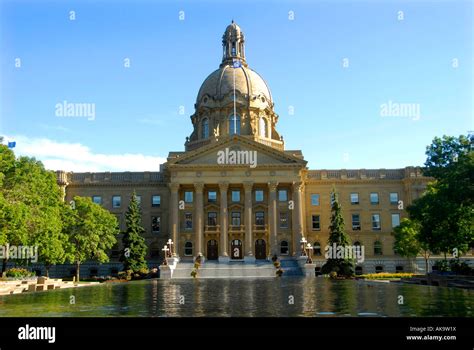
(169, 183), (180, 257)
(292, 181), (304, 256)
(194, 183), (204, 258)
(243, 181), (254, 261)
(219, 182), (229, 262)
(268, 182), (279, 256)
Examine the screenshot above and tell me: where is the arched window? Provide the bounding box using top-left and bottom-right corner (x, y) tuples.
(259, 117), (268, 138)
(229, 114), (241, 135)
(184, 241), (193, 256)
(280, 241), (289, 255)
(374, 241), (383, 256)
(375, 265), (384, 273)
(313, 242), (321, 256)
(202, 118), (209, 139)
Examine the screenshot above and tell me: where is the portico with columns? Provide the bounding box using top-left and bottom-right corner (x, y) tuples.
(165, 136), (307, 263)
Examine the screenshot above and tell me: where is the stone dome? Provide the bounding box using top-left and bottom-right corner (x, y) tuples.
(185, 21), (284, 152)
(196, 65), (273, 105)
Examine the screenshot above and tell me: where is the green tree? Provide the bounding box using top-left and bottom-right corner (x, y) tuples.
(392, 218), (430, 273)
(0, 146), (66, 274)
(321, 187), (354, 277)
(64, 196), (119, 281)
(408, 135), (474, 258)
(120, 192), (148, 272)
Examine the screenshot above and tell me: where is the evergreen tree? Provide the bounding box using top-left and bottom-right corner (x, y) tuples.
(321, 187), (354, 277)
(120, 192), (148, 272)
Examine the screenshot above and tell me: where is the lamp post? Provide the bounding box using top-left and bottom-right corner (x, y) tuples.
(167, 239), (174, 257)
(306, 243), (313, 264)
(300, 237), (307, 256)
(162, 245), (170, 265)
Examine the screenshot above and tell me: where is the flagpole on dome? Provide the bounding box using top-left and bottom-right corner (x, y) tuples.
(232, 58), (241, 135)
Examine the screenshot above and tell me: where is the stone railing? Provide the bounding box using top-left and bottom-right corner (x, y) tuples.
(63, 171), (164, 184)
(256, 137), (284, 151)
(185, 138), (211, 151)
(253, 224), (268, 232)
(204, 225), (221, 233)
(228, 225), (245, 232)
(306, 168), (422, 181)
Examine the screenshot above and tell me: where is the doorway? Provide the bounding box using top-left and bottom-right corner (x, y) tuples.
(207, 239), (218, 260)
(230, 239), (243, 259)
(255, 239), (266, 259)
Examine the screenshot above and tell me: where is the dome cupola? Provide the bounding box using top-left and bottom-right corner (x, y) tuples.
(186, 22), (284, 152)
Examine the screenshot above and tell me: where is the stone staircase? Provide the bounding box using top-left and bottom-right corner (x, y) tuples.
(171, 260), (278, 279)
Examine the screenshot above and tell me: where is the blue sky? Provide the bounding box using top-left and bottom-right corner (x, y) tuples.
(1, 0), (472, 171)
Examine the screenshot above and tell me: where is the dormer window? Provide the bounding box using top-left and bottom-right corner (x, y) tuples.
(259, 117), (268, 138)
(229, 114), (240, 135)
(202, 118), (209, 139)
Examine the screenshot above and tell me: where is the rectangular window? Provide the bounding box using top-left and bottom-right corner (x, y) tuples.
(390, 192), (398, 205)
(370, 192), (379, 205)
(352, 214), (361, 231)
(152, 195), (161, 207)
(135, 195), (142, 206)
(372, 214), (381, 230)
(311, 194), (320, 206)
(350, 193), (359, 205)
(185, 213), (193, 230)
(312, 215), (321, 231)
(208, 212), (217, 226)
(231, 190), (240, 202)
(151, 216), (161, 233)
(112, 195), (121, 208)
(391, 213), (400, 228)
(184, 191), (193, 203)
(278, 189), (288, 202)
(231, 212), (241, 227)
(208, 191), (217, 203)
(255, 190), (264, 202)
(255, 212), (265, 226)
(279, 212), (288, 228)
(92, 196), (102, 205)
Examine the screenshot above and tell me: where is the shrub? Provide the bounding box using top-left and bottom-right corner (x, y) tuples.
(6, 268), (35, 278)
(433, 260), (450, 272)
(449, 259), (472, 275)
(359, 273), (415, 279)
(329, 271), (338, 279)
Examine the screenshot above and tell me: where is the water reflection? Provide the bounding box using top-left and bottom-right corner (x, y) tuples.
(0, 278), (472, 317)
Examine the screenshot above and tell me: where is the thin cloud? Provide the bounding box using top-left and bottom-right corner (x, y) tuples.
(3, 135), (165, 172)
